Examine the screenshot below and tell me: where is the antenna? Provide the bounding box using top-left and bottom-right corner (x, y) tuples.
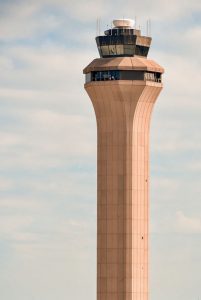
(99, 18), (101, 36)
(96, 18), (98, 36)
(147, 19), (150, 36)
(97, 18), (101, 36)
(149, 19), (152, 36)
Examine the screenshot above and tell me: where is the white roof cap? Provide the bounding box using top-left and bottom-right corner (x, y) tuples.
(113, 18), (134, 28)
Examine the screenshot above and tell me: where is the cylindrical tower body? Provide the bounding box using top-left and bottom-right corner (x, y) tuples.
(83, 19), (164, 300)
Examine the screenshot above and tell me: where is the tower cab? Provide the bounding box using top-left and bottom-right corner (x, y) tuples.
(84, 19), (163, 84)
(96, 18), (151, 58)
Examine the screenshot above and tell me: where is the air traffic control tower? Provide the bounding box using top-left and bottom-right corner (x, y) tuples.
(83, 18), (164, 300)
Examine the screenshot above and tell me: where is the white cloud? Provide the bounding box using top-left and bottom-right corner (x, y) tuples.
(186, 162), (201, 172)
(0, 132), (22, 147)
(0, 1), (64, 41)
(0, 2), (40, 40)
(175, 211), (201, 234)
(0, 110), (95, 170)
(0, 0), (200, 44)
(0, 215), (33, 238)
(151, 209), (201, 234)
(0, 1), (200, 300)
(0, 196), (43, 210)
(0, 178), (13, 191)
(0, 45), (96, 170)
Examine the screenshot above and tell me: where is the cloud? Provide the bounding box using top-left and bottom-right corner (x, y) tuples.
(0, 196), (43, 209)
(0, 1), (200, 300)
(151, 208), (201, 234)
(0, 111), (95, 170)
(0, 215), (34, 239)
(0, 179), (13, 191)
(0, 2), (41, 40)
(175, 211), (201, 234)
(0, 0), (200, 45)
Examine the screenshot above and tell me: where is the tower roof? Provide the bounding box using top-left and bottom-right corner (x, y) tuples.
(83, 56), (164, 74)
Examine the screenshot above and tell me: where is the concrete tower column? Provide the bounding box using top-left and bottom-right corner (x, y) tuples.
(83, 19), (164, 300)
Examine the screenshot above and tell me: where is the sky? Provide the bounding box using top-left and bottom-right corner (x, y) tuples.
(0, 0), (200, 299)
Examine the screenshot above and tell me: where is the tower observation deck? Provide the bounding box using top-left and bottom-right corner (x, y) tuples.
(83, 18), (164, 300)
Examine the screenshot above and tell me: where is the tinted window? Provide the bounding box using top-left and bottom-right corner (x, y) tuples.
(86, 71), (162, 83)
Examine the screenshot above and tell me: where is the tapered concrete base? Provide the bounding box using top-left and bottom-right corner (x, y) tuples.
(84, 57), (163, 300)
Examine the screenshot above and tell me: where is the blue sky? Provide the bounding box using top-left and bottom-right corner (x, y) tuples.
(0, 0), (200, 299)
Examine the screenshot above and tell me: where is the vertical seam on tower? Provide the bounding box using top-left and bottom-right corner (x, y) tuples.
(143, 85), (157, 300)
(133, 84), (151, 300)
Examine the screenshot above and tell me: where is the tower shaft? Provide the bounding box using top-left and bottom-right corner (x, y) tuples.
(85, 80), (162, 300)
(83, 18), (164, 300)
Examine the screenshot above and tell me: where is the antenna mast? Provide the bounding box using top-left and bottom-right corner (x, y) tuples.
(149, 19), (152, 36)
(99, 18), (101, 36)
(96, 18), (98, 36)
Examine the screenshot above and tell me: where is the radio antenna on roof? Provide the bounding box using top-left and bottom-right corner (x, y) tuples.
(99, 18), (101, 35)
(96, 18), (98, 36)
(149, 19), (152, 36)
(147, 19), (151, 36)
(97, 17), (101, 36)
